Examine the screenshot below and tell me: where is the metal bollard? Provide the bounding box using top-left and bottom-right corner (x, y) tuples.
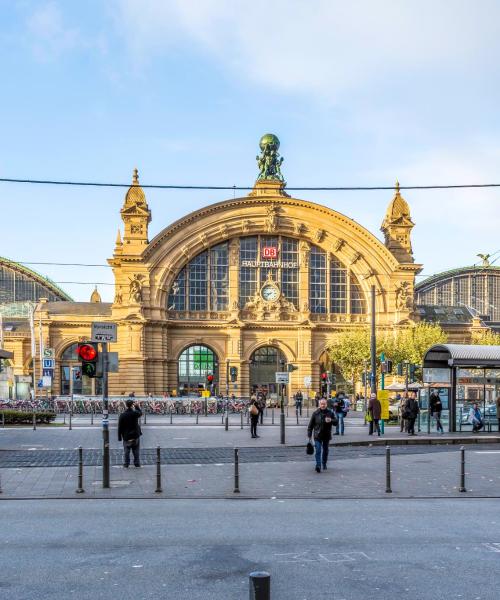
(296, 410), (299, 425)
(69, 406), (72, 431)
(272, 407), (275, 425)
(155, 446), (163, 493)
(32, 412), (36, 431)
(286, 405), (289, 417)
(196, 412), (199, 425)
(221, 412), (224, 424)
(459, 446), (466, 492)
(249, 571), (270, 600)
(170, 408), (173, 425)
(241, 411), (243, 430)
(90, 405), (94, 425)
(76, 446), (84, 494)
(225, 411), (229, 431)
(385, 446), (392, 493)
(234, 447), (240, 493)
(144, 406), (147, 425)
(2, 411), (4, 428)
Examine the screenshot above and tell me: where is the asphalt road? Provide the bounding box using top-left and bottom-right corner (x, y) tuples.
(2, 498), (500, 599)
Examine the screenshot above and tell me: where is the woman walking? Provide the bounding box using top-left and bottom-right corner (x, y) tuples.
(249, 395), (260, 438)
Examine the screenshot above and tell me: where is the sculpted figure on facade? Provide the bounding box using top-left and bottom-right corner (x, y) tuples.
(395, 281), (413, 311)
(315, 229), (326, 243)
(129, 274), (144, 304)
(300, 241), (310, 268)
(266, 204), (279, 232)
(256, 133), (284, 181)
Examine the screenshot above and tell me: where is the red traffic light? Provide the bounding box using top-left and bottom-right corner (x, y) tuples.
(321, 372), (328, 380)
(207, 374), (214, 383)
(77, 343), (97, 362)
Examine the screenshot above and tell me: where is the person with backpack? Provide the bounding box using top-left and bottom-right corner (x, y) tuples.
(118, 399), (143, 468)
(334, 392), (347, 435)
(249, 395), (260, 438)
(429, 390), (444, 434)
(307, 398), (338, 472)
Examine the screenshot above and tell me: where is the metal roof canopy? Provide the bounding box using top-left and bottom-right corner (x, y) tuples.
(423, 344), (500, 368)
(0, 349), (14, 359)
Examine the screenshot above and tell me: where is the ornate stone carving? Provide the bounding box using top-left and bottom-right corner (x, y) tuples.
(315, 229), (326, 243)
(229, 240), (239, 267)
(350, 251), (362, 265)
(129, 274), (145, 304)
(395, 281), (413, 311)
(243, 290), (297, 321)
(199, 232), (208, 247)
(256, 134), (284, 181)
(130, 224), (143, 234)
(331, 238), (345, 253)
(242, 219), (252, 233)
(300, 241), (310, 268)
(114, 288), (123, 305)
(294, 222), (306, 236)
(219, 224), (229, 238)
(266, 204), (279, 233)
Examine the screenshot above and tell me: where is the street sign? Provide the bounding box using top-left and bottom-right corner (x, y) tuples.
(43, 348), (55, 359)
(303, 375), (312, 387)
(275, 372), (289, 384)
(37, 379), (43, 388)
(42, 376), (52, 388)
(42, 368), (54, 377)
(91, 322), (117, 343)
(42, 358), (55, 369)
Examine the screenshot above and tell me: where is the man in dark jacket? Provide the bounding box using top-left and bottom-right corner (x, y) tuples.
(368, 393), (382, 436)
(429, 391), (444, 433)
(118, 399), (143, 467)
(405, 393), (420, 436)
(307, 398), (338, 473)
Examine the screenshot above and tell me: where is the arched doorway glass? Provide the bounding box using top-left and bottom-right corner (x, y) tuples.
(249, 346), (286, 401)
(178, 345), (218, 397)
(60, 343), (102, 396)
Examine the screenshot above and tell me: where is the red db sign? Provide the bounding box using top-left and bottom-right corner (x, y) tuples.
(262, 247), (278, 259)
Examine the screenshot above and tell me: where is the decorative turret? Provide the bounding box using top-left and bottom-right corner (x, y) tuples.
(120, 168), (152, 253)
(381, 180), (415, 262)
(90, 286), (102, 303)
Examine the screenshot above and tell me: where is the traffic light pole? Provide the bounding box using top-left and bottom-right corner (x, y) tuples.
(102, 342), (110, 489)
(370, 285), (377, 394)
(280, 383), (285, 444)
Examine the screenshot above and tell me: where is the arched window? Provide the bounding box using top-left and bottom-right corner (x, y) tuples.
(168, 243), (228, 312)
(178, 345), (218, 396)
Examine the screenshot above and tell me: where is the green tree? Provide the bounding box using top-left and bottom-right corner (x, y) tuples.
(471, 328), (500, 345)
(327, 328), (371, 384)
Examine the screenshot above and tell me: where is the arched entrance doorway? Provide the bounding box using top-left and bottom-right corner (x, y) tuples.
(178, 344), (218, 397)
(249, 346), (286, 402)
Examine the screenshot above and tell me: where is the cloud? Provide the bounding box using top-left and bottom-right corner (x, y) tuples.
(26, 2), (81, 60)
(113, 0), (500, 101)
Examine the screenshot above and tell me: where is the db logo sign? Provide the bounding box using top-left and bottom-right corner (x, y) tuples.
(262, 247), (278, 259)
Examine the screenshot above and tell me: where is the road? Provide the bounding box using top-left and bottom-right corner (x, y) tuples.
(2, 498), (500, 599)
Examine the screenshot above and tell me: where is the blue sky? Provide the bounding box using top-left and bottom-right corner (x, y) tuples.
(2, 0), (500, 301)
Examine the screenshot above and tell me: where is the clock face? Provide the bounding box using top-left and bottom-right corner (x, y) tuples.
(261, 284), (280, 302)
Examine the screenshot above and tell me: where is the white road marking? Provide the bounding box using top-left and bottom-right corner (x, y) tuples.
(483, 543), (500, 553)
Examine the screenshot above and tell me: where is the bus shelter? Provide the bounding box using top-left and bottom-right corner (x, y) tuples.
(422, 344), (500, 433)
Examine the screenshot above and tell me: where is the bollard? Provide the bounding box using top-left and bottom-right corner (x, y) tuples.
(233, 447), (240, 493)
(90, 404), (94, 425)
(221, 412), (224, 425)
(385, 446), (392, 493)
(225, 410), (229, 431)
(306, 404), (309, 418)
(272, 407), (275, 425)
(286, 405), (289, 417)
(170, 408), (173, 425)
(196, 412), (199, 425)
(32, 412), (37, 431)
(241, 411), (243, 430)
(249, 571), (270, 600)
(296, 410), (299, 426)
(76, 446), (84, 493)
(144, 405), (147, 425)
(69, 406), (72, 431)
(155, 446), (163, 493)
(459, 446), (466, 492)
(63, 411), (66, 425)
(2, 411), (4, 428)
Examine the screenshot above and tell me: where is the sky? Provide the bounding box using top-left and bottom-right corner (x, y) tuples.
(2, 0), (500, 302)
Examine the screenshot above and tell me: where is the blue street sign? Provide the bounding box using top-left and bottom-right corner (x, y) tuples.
(42, 368), (54, 377)
(37, 379), (43, 388)
(42, 358), (55, 369)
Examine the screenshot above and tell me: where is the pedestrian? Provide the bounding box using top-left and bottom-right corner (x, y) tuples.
(367, 393), (381, 436)
(429, 390), (444, 434)
(249, 396), (260, 438)
(295, 390), (303, 416)
(405, 393), (420, 436)
(469, 402), (484, 433)
(496, 396), (500, 433)
(399, 394), (408, 433)
(314, 392), (320, 408)
(118, 398), (142, 468)
(333, 392), (347, 436)
(307, 398), (338, 472)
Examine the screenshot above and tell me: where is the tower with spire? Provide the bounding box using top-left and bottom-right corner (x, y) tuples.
(381, 180), (415, 263)
(119, 168), (152, 253)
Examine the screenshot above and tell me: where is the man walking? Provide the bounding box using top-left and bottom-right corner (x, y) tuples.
(295, 390), (303, 416)
(367, 393), (381, 436)
(118, 398), (143, 468)
(429, 390), (444, 433)
(406, 393), (420, 436)
(307, 398), (338, 472)
(334, 392), (347, 436)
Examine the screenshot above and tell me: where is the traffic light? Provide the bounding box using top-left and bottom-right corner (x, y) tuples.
(397, 363), (403, 376)
(409, 363), (417, 383)
(206, 373), (214, 385)
(230, 366), (238, 382)
(287, 363), (298, 372)
(386, 360), (393, 374)
(76, 342), (98, 378)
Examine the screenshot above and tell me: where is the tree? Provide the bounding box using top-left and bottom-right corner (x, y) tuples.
(327, 329), (371, 384)
(471, 328), (500, 345)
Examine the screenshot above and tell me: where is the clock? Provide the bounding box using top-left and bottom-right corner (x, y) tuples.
(261, 283), (280, 302)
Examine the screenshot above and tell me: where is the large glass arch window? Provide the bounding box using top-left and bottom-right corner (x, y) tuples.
(178, 345), (218, 396)
(309, 248), (366, 315)
(168, 242), (228, 312)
